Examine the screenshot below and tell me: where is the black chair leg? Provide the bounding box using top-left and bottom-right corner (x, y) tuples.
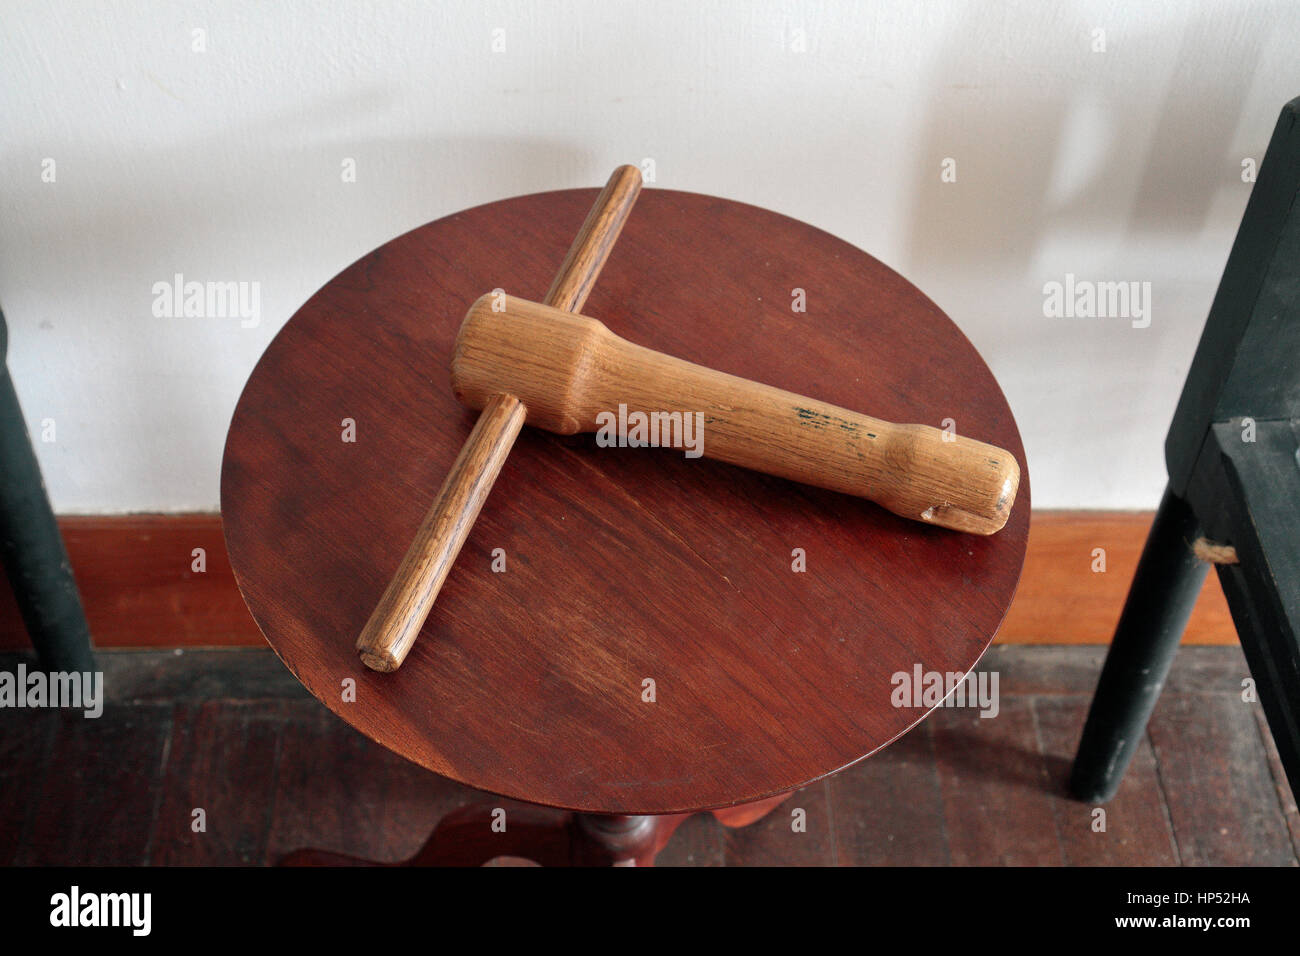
(0, 311), (94, 674)
(1070, 485), (1208, 802)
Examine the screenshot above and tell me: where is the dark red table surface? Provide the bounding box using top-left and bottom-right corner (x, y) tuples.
(221, 187), (1030, 815)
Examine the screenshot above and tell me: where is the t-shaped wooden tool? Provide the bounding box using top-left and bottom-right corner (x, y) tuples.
(356, 166), (1021, 672)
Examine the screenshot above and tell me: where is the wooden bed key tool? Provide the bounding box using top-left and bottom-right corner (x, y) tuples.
(356, 166), (1021, 673)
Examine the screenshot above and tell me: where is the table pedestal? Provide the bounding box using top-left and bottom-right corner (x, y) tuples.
(280, 793), (790, 867)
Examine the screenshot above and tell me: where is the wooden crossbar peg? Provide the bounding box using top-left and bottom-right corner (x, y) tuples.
(356, 165), (643, 672)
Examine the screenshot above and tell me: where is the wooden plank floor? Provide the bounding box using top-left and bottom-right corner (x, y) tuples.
(0, 646), (1295, 866)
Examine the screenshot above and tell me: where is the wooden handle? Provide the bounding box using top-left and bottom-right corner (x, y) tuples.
(453, 295), (1020, 534)
(357, 165), (643, 672)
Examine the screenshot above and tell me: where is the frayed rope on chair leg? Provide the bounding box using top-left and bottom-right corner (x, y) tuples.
(1192, 538), (1239, 565)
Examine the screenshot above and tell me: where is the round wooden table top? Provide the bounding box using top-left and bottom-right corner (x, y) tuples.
(221, 186), (1030, 815)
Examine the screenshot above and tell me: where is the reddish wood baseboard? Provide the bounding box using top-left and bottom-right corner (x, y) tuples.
(0, 511), (1236, 650)
(997, 511), (1233, 644)
(0, 515), (260, 649)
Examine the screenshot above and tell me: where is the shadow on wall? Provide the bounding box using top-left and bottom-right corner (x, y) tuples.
(899, 1), (1273, 504)
(903, 2), (1268, 275)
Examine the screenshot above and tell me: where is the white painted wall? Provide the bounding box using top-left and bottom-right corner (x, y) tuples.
(2, 0), (1294, 512)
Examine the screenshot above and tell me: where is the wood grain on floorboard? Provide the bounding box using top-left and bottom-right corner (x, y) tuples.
(0, 646), (1292, 866)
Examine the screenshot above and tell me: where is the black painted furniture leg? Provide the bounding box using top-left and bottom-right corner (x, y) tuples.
(1203, 419), (1300, 802)
(1070, 485), (1207, 802)
(0, 309), (94, 673)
